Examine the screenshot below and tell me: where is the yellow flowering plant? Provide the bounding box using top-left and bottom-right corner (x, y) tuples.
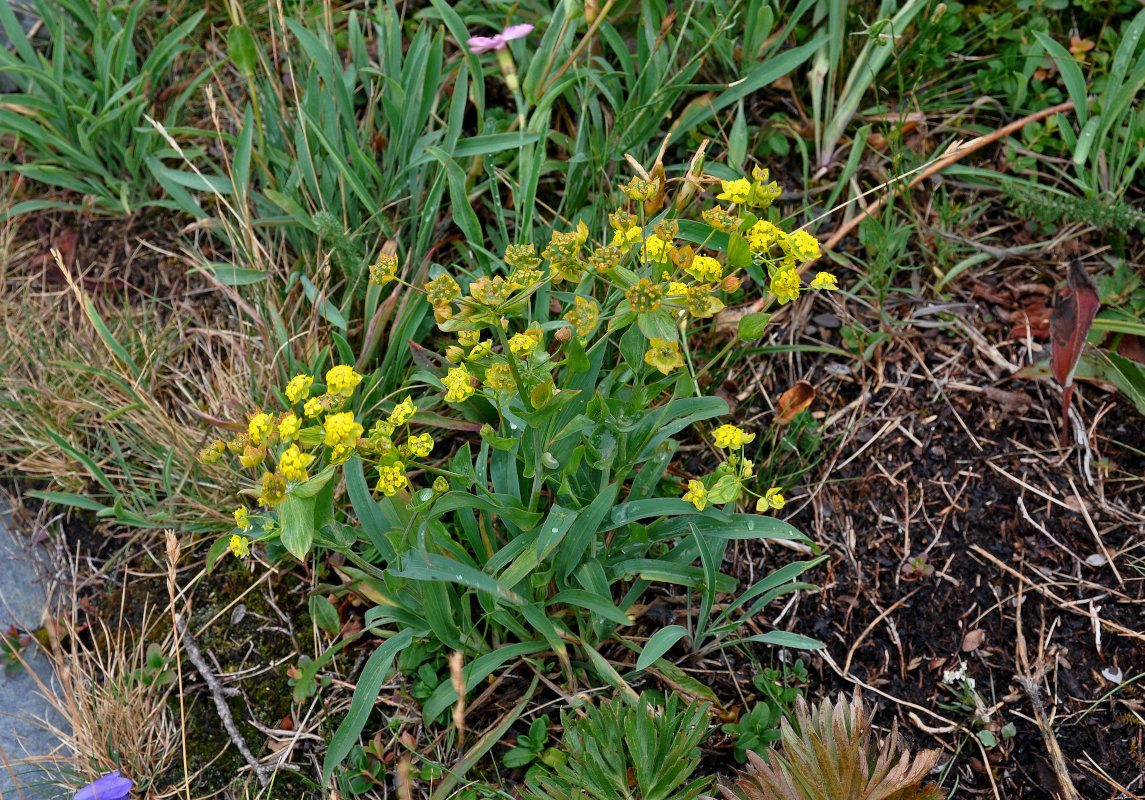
(203, 161), (830, 779)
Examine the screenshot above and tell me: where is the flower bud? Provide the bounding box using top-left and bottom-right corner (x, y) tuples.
(721, 275), (743, 293)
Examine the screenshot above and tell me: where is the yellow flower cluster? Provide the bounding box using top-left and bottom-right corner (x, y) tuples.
(712, 424), (756, 448)
(508, 333), (536, 358)
(683, 480), (708, 511)
(279, 444), (315, 482)
(324, 412), (363, 448)
(248, 412), (273, 446)
(407, 433), (434, 458)
(229, 535), (250, 559)
(376, 463), (408, 496)
(326, 365), (362, 397)
(758, 487), (785, 511)
(443, 364), (475, 403)
(285, 374), (313, 404)
(389, 396), (416, 426)
(369, 252), (399, 285)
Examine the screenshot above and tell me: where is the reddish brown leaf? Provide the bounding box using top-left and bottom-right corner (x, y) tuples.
(775, 380), (816, 424)
(1049, 261), (1101, 443)
(1117, 334), (1145, 364)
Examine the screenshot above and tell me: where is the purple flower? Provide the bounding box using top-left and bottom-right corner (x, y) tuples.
(467, 24), (534, 54)
(74, 771), (134, 800)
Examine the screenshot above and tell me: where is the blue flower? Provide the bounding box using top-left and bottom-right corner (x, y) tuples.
(74, 771), (133, 800)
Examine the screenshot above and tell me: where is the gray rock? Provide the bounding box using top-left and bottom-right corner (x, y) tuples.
(0, 509), (68, 799)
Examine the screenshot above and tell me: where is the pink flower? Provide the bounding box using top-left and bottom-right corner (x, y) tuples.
(467, 24), (534, 54)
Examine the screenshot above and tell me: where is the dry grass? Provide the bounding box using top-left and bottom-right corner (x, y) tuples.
(0, 199), (280, 535)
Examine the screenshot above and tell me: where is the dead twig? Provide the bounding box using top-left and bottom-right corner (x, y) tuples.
(1014, 587), (1081, 800)
(175, 614), (270, 786)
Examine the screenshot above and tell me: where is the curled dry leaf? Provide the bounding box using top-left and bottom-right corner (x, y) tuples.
(775, 380), (815, 424)
(1049, 260), (1101, 444)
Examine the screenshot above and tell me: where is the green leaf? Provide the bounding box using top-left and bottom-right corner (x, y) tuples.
(636, 625), (690, 670)
(726, 233), (752, 270)
(293, 464), (336, 498)
(309, 594), (341, 635)
(279, 495), (315, 560)
(205, 535), (233, 574)
(322, 628), (414, 781)
(733, 632), (824, 650)
(345, 457), (398, 562)
(82, 296), (141, 379)
(228, 25), (258, 76)
(738, 312), (771, 341)
(548, 589), (632, 626)
(637, 310), (679, 343)
(390, 552), (525, 604)
(25, 490), (107, 513)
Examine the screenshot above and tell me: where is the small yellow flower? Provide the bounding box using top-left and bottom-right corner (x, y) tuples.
(467, 339), (494, 360)
(740, 458), (754, 479)
(198, 440), (225, 465)
(685, 254), (722, 283)
(375, 463), (408, 497)
(248, 412), (273, 446)
(369, 252), (399, 285)
(326, 365), (362, 398)
(770, 268), (801, 305)
(626, 278), (664, 314)
(279, 444), (316, 482)
(685, 283), (724, 319)
(226, 432), (249, 455)
(621, 175), (656, 201)
(425, 273), (461, 307)
(746, 220), (781, 252)
(562, 295), (600, 337)
(443, 364), (476, 403)
(712, 424), (756, 449)
(810, 272), (838, 291)
(667, 282), (689, 296)
(702, 205), (741, 233)
(279, 413), (301, 443)
(304, 397), (324, 418)
(285, 374), (314, 404)
(504, 243), (542, 271)
(781, 229), (820, 261)
(239, 444), (266, 469)
(229, 534), (250, 559)
(324, 412), (364, 448)
(388, 396), (417, 426)
(761, 487), (786, 510)
(508, 333), (536, 358)
(259, 471), (287, 506)
(609, 225), (643, 255)
(640, 234), (672, 265)
(716, 178), (752, 204)
(683, 479), (708, 511)
(329, 444), (355, 465)
(432, 476), (450, 494)
(483, 361), (515, 393)
(407, 433), (434, 458)
(458, 329), (481, 348)
(644, 338), (684, 375)
(588, 245), (623, 274)
(233, 507), (251, 532)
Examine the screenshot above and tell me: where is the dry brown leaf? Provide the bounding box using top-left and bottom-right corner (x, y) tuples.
(961, 629), (986, 652)
(775, 380), (815, 424)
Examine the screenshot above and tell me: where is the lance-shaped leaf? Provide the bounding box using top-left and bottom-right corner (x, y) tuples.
(1049, 260), (1101, 444)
